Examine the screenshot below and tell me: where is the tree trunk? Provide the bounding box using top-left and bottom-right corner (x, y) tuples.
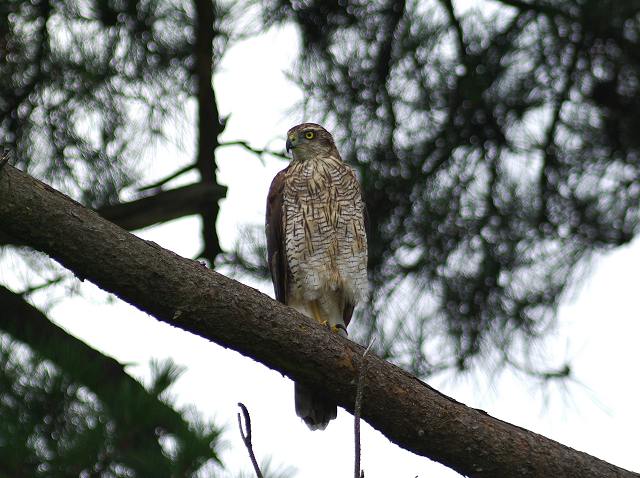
(0, 163), (637, 478)
(194, 0), (223, 263)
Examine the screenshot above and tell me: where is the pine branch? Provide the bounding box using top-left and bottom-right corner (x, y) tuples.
(0, 163), (637, 478)
(0, 283), (220, 472)
(98, 182), (227, 230)
(0, 181), (227, 246)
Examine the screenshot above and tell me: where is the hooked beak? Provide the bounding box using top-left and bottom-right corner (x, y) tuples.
(285, 138), (293, 153)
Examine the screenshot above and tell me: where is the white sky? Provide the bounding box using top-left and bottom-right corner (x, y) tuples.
(23, 8), (640, 478)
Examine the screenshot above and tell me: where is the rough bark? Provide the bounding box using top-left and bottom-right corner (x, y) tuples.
(0, 164), (637, 478)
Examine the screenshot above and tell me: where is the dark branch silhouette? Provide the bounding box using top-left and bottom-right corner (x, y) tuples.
(237, 403), (264, 478)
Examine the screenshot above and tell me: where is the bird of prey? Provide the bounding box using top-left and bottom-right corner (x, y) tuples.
(265, 123), (368, 430)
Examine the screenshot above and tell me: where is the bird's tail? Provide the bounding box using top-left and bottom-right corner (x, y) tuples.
(295, 382), (337, 431)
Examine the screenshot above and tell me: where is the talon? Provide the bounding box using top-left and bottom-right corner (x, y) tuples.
(333, 324), (348, 336)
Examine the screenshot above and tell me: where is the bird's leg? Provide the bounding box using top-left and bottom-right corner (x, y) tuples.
(308, 301), (347, 335)
(309, 300), (331, 329)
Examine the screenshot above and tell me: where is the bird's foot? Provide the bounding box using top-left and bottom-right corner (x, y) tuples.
(332, 324), (348, 336)
(315, 319), (347, 336)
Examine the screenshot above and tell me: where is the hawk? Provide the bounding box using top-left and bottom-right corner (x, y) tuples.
(265, 123), (368, 430)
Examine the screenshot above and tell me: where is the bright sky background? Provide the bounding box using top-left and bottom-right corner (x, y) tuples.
(19, 5), (640, 478)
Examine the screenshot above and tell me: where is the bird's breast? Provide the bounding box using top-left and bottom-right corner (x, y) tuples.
(283, 158), (368, 301)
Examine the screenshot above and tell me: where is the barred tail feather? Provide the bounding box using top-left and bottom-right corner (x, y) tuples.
(295, 382), (337, 431)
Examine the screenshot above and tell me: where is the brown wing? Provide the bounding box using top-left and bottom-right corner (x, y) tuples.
(266, 168), (288, 304)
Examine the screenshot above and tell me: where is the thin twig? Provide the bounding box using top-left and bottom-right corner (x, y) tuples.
(218, 140), (289, 162)
(19, 275), (66, 296)
(137, 163), (196, 192)
(237, 402), (264, 478)
(355, 338), (376, 478)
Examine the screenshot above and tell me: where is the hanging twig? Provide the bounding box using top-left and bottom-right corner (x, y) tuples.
(355, 338), (376, 478)
(237, 402), (264, 478)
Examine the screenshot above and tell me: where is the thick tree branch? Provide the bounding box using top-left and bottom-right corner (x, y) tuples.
(0, 164), (637, 478)
(98, 182), (227, 230)
(0, 181), (227, 246)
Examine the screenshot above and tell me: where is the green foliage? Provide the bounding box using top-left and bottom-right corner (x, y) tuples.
(0, 336), (221, 477)
(149, 357), (187, 398)
(0, 336), (128, 477)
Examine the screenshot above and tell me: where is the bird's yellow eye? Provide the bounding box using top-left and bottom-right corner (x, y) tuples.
(304, 131), (315, 140)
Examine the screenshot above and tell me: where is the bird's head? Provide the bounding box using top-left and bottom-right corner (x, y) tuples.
(286, 123), (339, 161)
